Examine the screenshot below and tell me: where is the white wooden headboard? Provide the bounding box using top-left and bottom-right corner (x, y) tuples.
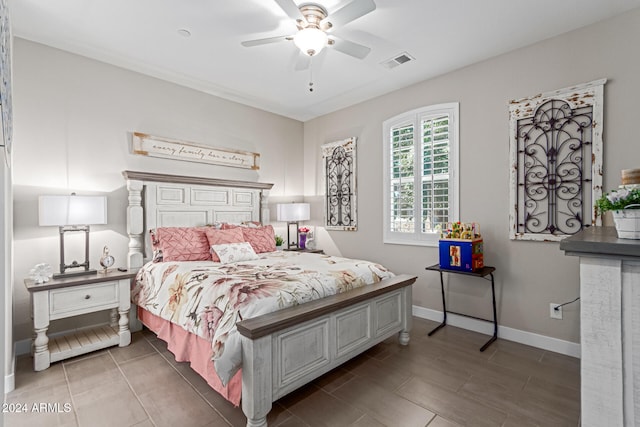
(123, 170), (274, 270)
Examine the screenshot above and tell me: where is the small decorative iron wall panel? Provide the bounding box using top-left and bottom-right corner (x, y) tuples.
(322, 137), (357, 231)
(509, 79), (605, 241)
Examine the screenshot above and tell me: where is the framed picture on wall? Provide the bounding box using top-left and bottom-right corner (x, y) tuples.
(322, 137), (357, 231)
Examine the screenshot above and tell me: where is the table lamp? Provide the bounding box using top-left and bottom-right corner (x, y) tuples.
(38, 194), (107, 278)
(276, 202), (310, 249)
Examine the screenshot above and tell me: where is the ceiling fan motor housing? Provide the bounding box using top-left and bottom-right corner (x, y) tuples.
(297, 4), (331, 30)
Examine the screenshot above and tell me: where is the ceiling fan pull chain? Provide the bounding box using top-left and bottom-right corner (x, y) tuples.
(309, 57), (314, 92)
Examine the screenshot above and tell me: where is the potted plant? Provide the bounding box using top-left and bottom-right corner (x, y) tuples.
(596, 187), (640, 239)
(275, 235), (284, 250)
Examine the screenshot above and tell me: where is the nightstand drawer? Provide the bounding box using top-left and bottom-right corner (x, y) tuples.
(49, 282), (119, 319)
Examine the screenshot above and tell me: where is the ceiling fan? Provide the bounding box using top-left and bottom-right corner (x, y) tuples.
(241, 0), (376, 60)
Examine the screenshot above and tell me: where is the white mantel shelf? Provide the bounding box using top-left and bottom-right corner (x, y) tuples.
(560, 226), (640, 427)
(560, 226), (640, 260)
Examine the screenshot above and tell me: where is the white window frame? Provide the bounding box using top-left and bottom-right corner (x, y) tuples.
(382, 102), (459, 247)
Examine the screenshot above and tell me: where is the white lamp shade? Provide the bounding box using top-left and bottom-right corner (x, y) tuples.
(277, 203), (310, 222)
(39, 195), (107, 226)
(293, 27), (328, 56)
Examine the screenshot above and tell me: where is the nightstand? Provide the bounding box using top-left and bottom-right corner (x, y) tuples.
(24, 270), (135, 371)
(283, 248), (324, 254)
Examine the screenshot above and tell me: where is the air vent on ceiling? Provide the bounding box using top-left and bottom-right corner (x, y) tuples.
(381, 52), (415, 69)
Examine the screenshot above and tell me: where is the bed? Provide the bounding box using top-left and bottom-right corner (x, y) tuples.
(123, 170), (416, 427)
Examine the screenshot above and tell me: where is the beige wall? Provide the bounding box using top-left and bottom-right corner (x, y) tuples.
(11, 9), (640, 350)
(11, 39), (304, 342)
(304, 9), (640, 344)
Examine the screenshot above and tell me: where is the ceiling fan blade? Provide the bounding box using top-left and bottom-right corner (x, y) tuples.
(273, 0), (307, 23)
(294, 53), (311, 71)
(329, 36), (371, 59)
(241, 35), (291, 47)
(321, 0), (376, 28)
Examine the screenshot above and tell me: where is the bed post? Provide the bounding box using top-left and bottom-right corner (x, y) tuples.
(241, 335), (272, 427)
(126, 178), (144, 271)
(399, 285), (412, 345)
(260, 189), (270, 224)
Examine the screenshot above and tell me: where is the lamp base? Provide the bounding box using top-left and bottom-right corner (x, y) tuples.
(286, 221), (300, 250)
(53, 269), (97, 280)
(55, 225), (97, 280)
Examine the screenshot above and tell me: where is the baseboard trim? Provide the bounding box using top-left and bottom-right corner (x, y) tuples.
(412, 305), (581, 359)
(15, 338), (30, 356)
(5, 371), (14, 393)
(14, 308), (581, 360)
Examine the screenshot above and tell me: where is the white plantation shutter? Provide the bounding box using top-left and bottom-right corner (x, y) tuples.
(383, 103), (459, 246)
(390, 123), (415, 232)
(422, 115), (450, 232)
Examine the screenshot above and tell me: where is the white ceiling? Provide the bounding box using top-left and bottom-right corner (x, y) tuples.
(9, 0), (640, 121)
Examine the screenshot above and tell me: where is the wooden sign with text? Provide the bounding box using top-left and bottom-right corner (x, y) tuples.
(131, 132), (260, 170)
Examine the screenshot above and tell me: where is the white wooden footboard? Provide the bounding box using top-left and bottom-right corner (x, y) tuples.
(237, 274), (416, 427)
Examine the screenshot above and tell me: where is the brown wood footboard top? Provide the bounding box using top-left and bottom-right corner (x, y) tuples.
(236, 274), (416, 339)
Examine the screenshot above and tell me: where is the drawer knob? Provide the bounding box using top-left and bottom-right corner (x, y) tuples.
(84, 295), (91, 300)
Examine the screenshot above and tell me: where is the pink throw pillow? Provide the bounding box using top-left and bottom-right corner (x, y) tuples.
(156, 227), (211, 262)
(204, 227), (245, 262)
(220, 223), (239, 230)
(242, 225), (276, 254)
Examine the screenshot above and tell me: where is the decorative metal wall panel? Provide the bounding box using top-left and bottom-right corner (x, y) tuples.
(509, 79), (605, 241)
(322, 137), (357, 231)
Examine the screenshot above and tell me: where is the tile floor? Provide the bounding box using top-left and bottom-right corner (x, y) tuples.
(3, 318), (580, 426)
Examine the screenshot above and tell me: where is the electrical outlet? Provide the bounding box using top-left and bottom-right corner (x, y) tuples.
(550, 303), (563, 320)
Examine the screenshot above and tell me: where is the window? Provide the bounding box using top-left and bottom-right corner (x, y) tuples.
(383, 103), (459, 246)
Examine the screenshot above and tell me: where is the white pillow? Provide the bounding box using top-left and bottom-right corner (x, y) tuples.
(211, 242), (259, 264)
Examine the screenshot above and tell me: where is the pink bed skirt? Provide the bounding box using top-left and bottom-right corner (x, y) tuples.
(138, 307), (243, 406)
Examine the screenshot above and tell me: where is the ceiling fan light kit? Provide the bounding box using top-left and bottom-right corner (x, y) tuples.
(294, 27), (328, 56)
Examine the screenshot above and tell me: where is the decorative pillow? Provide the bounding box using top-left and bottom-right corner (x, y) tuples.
(149, 229), (163, 262)
(210, 242), (259, 264)
(242, 225), (276, 253)
(152, 249), (164, 263)
(220, 221), (262, 229)
(150, 229), (160, 250)
(242, 221), (262, 228)
(204, 227), (245, 262)
(220, 223), (240, 230)
(156, 227), (211, 262)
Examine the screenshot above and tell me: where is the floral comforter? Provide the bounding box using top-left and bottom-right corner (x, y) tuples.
(132, 251), (394, 385)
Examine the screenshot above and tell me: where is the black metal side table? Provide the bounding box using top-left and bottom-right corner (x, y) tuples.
(425, 264), (497, 352)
